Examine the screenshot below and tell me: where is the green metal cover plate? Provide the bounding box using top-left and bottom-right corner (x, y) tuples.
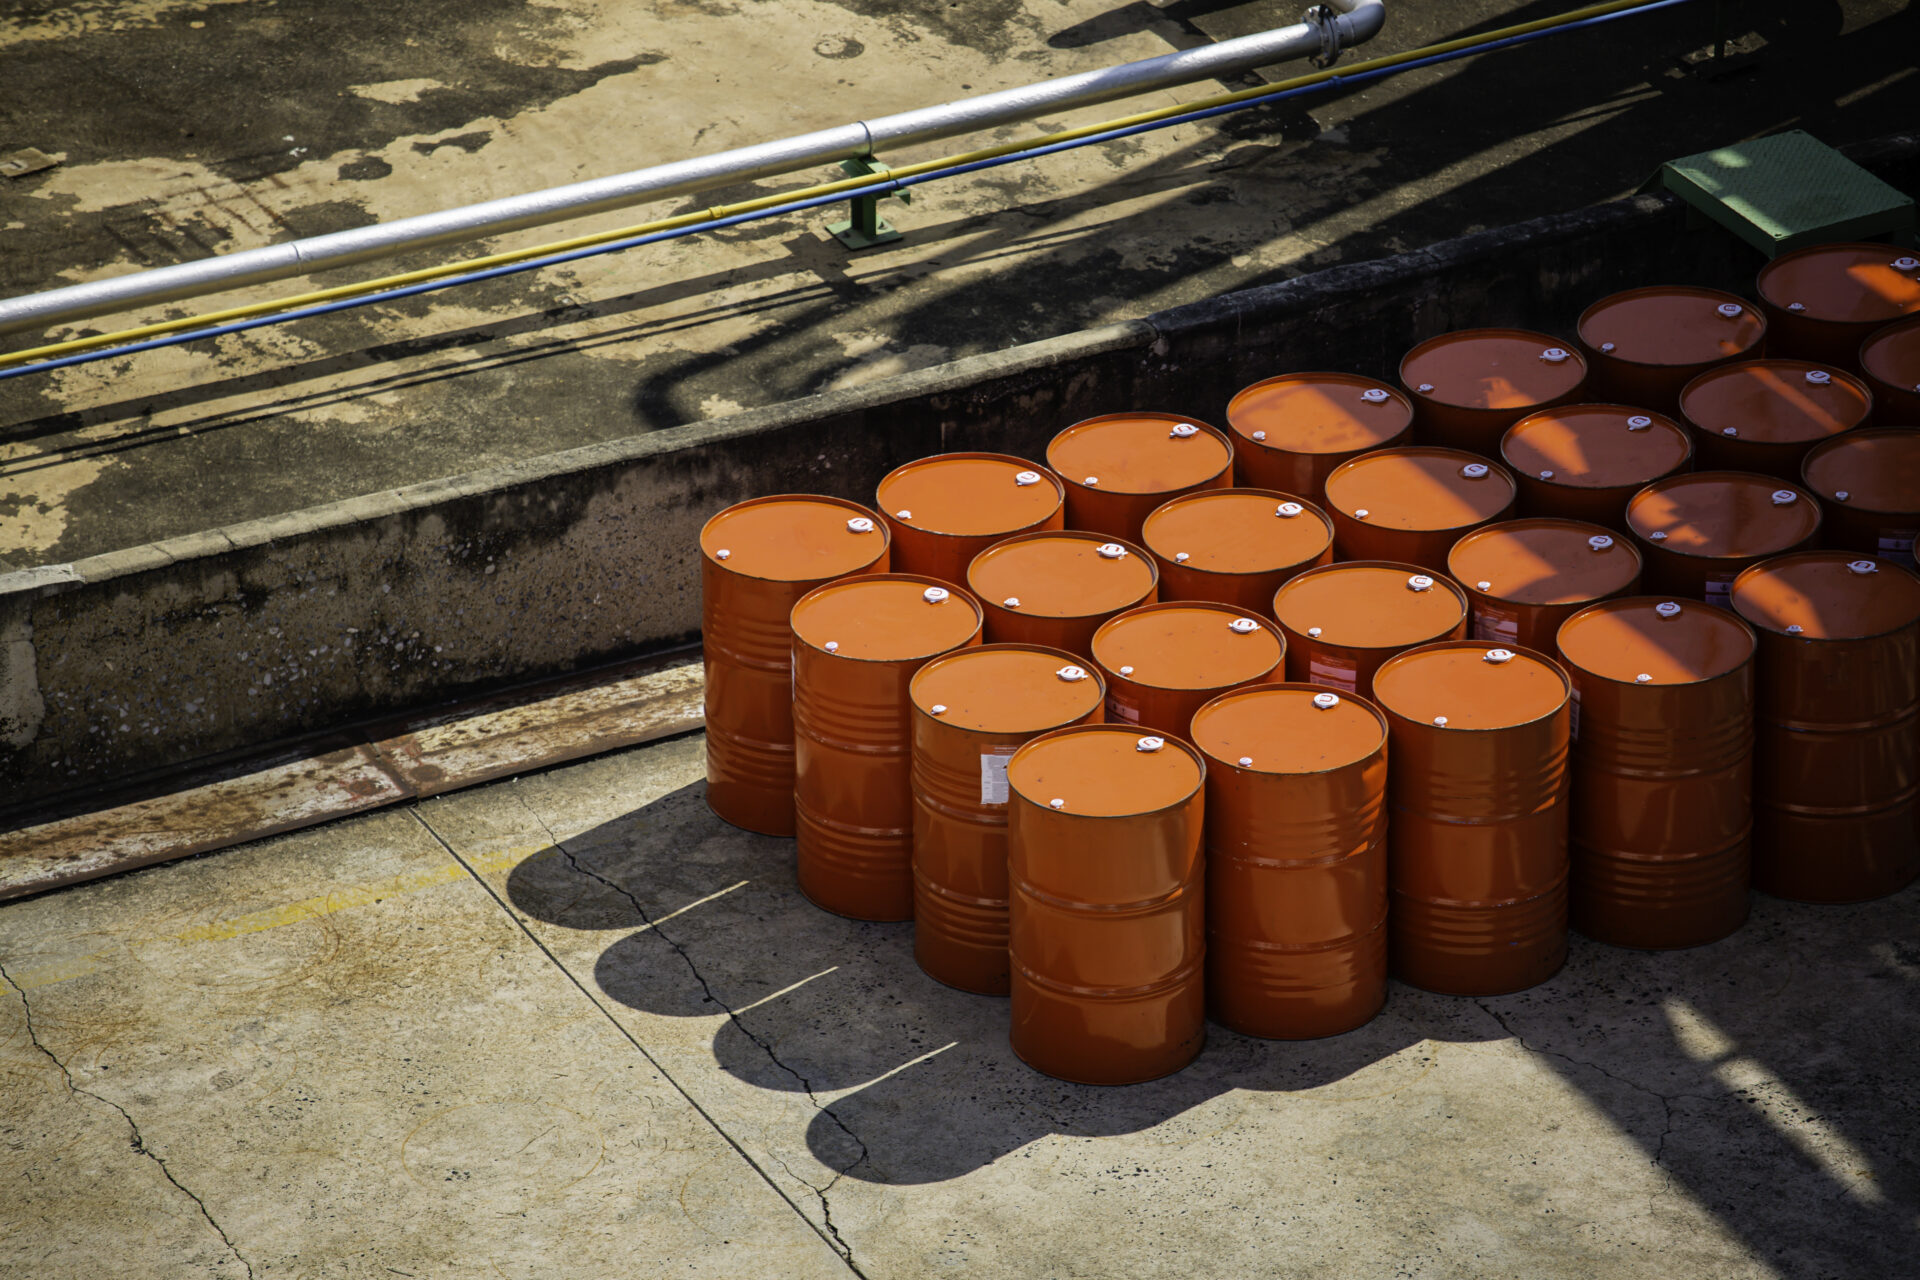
(1655, 130), (1915, 257)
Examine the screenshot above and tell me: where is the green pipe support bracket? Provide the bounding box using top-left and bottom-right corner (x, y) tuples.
(827, 156), (909, 250)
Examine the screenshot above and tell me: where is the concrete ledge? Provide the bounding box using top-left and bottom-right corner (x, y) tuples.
(5, 135), (1915, 813)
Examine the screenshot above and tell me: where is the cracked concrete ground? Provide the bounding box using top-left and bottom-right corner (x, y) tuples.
(2, 0), (1917, 568)
(3, 730), (1914, 1277)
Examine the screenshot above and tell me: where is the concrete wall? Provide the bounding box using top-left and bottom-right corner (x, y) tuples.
(5, 137), (1914, 812)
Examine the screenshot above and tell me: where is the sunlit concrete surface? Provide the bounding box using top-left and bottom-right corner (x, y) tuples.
(4, 731), (1914, 1277)
(2, 0), (1916, 568)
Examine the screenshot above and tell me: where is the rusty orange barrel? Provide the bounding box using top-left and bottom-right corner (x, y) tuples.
(1400, 328), (1589, 455)
(1322, 446), (1517, 572)
(1091, 601), (1285, 738)
(967, 530), (1158, 660)
(701, 496), (890, 835)
(909, 644), (1105, 994)
(1626, 472), (1822, 608)
(1270, 561), (1468, 698)
(1500, 404), (1693, 532)
(1190, 684), (1388, 1039)
(1801, 428), (1920, 569)
(1224, 373), (1414, 504)
(1860, 314), (1920, 424)
(1557, 598), (1755, 949)
(1373, 641), (1571, 996)
(876, 453), (1064, 586)
(1678, 359), (1872, 481)
(1139, 488), (1333, 614)
(791, 575), (983, 921)
(1732, 552), (1920, 903)
(1756, 242), (1920, 372)
(1046, 412), (1234, 542)
(1447, 519), (1643, 658)
(1576, 286), (1767, 417)
(1007, 725), (1207, 1084)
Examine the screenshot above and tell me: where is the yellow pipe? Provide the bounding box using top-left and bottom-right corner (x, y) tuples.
(0, 0), (1668, 371)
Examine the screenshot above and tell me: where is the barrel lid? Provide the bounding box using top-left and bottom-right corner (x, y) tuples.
(1140, 488), (1333, 575)
(1628, 473), (1821, 560)
(1731, 551), (1920, 640)
(1447, 519), (1642, 606)
(877, 454), (1062, 537)
(911, 643), (1105, 733)
(1501, 404), (1692, 489)
(791, 575), (981, 660)
(1757, 242), (1920, 325)
(1271, 562), (1467, 650)
(1323, 447), (1515, 532)
(1861, 314), (1920, 394)
(1557, 598), (1753, 685)
(967, 531), (1157, 618)
(1400, 328), (1588, 410)
(1576, 285), (1766, 366)
(1225, 372), (1413, 456)
(1190, 684), (1385, 775)
(1092, 602), (1283, 691)
(1009, 724), (1204, 817)
(1801, 428), (1920, 515)
(701, 495), (888, 581)
(1372, 642), (1567, 730)
(1679, 359), (1871, 443)
(1046, 413), (1232, 495)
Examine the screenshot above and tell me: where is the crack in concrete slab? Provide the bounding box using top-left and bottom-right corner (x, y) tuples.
(508, 795), (872, 1274)
(0, 960), (255, 1280)
(406, 802), (867, 1278)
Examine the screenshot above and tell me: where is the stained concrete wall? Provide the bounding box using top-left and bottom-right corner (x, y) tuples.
(4, 137), (1915, 812)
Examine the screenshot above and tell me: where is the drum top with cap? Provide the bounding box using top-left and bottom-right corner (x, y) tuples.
(1757, 243), (1920, 325)
(1093, 603), (1283, 691)
(1501, 405), (1692, 489)
(967, 532), (1156, 617)
(1679, 359), (1870, 444)
(877, 455), (1063, 536)
(1400, 328), (1588, 410)
(1731, 551), (1920, 640)
(1190, 685), (1385, 775)
(1324, 447), (1515, 531)
(1627, 473), (1821, 558)
(1272, 563), (1466, 649)
(1372, 642), (1567, 730)
(910, 645), (1104, 733)
(1558, 597), (1754, 685)
(791, 577), (981, 660)
(1009, 725), (1204, 817)
(1046, 413), (1231, 494)
(1140, 489), (1332, 574)
(1225, 372), (1413, 455)
(1801, 429), (1920, 515)
(1577, 286), (1766, 365)
(702, 496), (888, 580)
(1448, 519), (1642, 606)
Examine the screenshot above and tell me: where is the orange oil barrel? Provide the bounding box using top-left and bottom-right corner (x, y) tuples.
(1626, 471), (1822, 608)
(1190, 684), (1388, 1039)
(1557, 598), (1755, 949)
(1322, 446), (1517, 572)
(1224, 373), (1414, 504)
(1732, 552), (1920, 903)
(1046, 412), (1233, 542)
(1139, 488), (1334, 615)
(1756, 242), (1920, 372)
(701, 495), (890, 835)
(1678, 359), (1872, 481)
(1090, 601), (1286, 738)
(908, 644), (1105, 994)
(966, 530), (1158, 660)
(1270, 561), (1469, 699)
(1373, 641), (1572, 996)
(1860, 314), (1920, 424)
(1007, 725), (1207, 1084)
(876, 453), (1064, 586)
(1801, 428), (1920, 568)
(791, 574), (983, 921)
(1399, 328), (1590, 455)
(1500, 404), (1693, 532)
(1446, 518), (1643, 658)
(1575, 286), (1767, 417)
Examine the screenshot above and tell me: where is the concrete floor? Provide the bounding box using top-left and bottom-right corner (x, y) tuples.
(3, 730), (1914, 1277)
(3, 0), (1917, 568)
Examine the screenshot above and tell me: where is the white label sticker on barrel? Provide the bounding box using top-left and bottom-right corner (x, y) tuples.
(1704, 577), (1734, 609)
(1627, 415), (1652, 430)
(1057, 665), (1088, 682)
(1014, 471), (1042, 486)
(1407, 575), (1434, 592)
(1169, 423), (1199, 439)
(1228, 618), (1261, 634)
(1096, 543), (1128, 559)
(1312, 692), (1340, 710)
(1472, 608), (1519, 643)
(923, 587), (949, 604)
(1276, 502), (1303, 518)
(1360, 388), (1390, 404)
(1771, 489), (1798, 506)
(1805, 370), (1832, 386)
(1136, 736), (1166, 753)
(1308, 653), (1357, 691)
(1107, 697), (1141, 724)
(847, 517), (875, 533)
(980, 750), (1016, 805)
(1589, 535), (1614, 551)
